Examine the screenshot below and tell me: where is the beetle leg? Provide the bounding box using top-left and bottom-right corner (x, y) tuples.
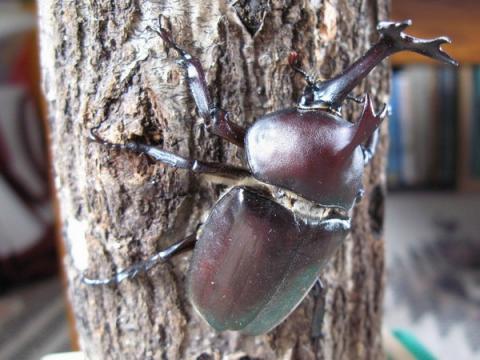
(153, 20), (246, 147)
(82, 234), (197, 286)
(310, 278), (326, 340)
(342, 95), (387, 164)
(89, 128), (252, 181)
(362, 129), (380, 165)
(361, 101), (388, 165)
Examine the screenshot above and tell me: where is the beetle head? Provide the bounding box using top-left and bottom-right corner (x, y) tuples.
(289, 51), (336, 111)
(298, 83), (331, 110)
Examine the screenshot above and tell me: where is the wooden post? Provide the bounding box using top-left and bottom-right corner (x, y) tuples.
(38, 0), (389, 358)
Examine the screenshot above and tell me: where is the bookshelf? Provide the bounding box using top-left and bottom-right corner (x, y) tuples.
(458, 68), (480, 192)
(391, 0), (480, 65)
(389, 0), (480, 192)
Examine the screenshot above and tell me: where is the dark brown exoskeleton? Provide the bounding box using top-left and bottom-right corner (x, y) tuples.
(84, 20), (457, 335)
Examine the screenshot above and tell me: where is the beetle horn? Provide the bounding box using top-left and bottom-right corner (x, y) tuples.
(377, 20), (458, 67)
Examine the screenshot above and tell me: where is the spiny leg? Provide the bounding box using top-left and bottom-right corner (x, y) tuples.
(82, 234), (197, 286)
(151, 19), (246, 148)
(89, 128), (252, 181)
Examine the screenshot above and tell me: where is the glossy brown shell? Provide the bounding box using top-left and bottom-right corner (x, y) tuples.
(188, 187), (350, 335)
(245, 108), (364, 210)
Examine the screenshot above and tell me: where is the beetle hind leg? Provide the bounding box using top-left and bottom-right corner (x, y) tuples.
(154, 19), (246, 148)
(82, 234), (197, 286)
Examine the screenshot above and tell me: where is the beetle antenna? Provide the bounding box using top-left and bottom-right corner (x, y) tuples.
(288, 51), (315, 85)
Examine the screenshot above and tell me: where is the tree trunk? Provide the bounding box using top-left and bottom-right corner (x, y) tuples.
(38, 0), (389, 359)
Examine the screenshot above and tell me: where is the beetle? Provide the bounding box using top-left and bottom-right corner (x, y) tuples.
(83, 19), (456, 335)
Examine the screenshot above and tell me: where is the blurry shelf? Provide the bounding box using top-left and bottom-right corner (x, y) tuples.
(391, 0), (480, 65)
(388, 186), (456, 194)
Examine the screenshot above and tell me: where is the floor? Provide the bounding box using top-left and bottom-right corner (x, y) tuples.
(384, 192), (480, 359)
(0, 277), (70, 360)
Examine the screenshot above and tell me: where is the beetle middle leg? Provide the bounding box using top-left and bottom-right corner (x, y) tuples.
(153, 20), (246, 147)
(89, 128), (252, 181)
(82, 234), (197, 286)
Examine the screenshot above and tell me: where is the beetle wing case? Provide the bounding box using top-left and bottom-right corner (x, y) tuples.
(188, 187), (350, 335)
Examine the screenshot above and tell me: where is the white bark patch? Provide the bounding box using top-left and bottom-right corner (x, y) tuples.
(37, 0), (57, 104)
(319, 1), (338, 41)
(67, 217), (89, 271)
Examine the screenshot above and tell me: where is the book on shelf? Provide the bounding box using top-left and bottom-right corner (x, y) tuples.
(457, 66), (480, 191)
(388, 65), (461, 190)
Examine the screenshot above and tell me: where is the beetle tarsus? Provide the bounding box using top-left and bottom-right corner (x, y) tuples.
(82, 234), (197, 286)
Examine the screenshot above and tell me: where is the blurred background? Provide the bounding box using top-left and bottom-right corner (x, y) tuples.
(0, 0), (478, 359)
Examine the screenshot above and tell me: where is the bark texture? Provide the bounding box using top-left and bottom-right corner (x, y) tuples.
(38, 0), (390, 359)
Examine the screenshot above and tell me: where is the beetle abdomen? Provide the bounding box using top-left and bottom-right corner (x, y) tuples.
(245, 108), (364, 210)
(188, 186), (350, 334)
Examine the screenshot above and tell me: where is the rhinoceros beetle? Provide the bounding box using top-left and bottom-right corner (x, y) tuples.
(83, 19), (456, 335)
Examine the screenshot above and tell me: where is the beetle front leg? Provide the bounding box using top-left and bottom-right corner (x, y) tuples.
(362, 128), (380, 165)
(341, 94), (387, 162)
(89, 129), (252, 181)
(154, 22), (246, 147)
(82, 234), (197, 286)
(361, 100), (389, 165)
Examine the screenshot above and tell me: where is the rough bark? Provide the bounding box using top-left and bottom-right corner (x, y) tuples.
(38, 0), (390, 359)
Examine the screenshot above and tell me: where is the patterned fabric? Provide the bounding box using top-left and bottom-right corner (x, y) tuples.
(385, 193), (480, 359)
(0, 3), (57, 290)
